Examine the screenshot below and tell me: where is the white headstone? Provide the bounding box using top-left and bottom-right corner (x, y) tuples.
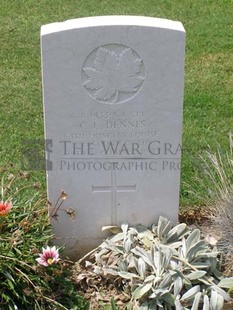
(41, 16), (185, 259)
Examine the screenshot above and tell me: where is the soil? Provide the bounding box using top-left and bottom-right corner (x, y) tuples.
(72, 262), (129, 309)
(72, 207), (233, 309)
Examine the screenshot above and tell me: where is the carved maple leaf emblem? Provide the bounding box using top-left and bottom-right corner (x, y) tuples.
(82, 46), (144, 104)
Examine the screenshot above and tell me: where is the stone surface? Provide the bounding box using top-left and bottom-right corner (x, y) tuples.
(41, 16), (186, 259)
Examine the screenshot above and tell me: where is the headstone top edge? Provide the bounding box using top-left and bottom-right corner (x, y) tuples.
(40, 15), (185, 36)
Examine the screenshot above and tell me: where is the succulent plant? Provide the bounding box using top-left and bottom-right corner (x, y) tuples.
(84, 217), (233, 309)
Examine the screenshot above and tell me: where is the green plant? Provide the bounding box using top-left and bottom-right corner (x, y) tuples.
(98, 298), (121, 310)
(0, 170), (88, 309)
(83, 217), (233, 309)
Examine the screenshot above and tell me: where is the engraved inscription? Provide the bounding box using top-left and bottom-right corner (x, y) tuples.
(82, 44), (145, 104)
(92, 169), (136, 224)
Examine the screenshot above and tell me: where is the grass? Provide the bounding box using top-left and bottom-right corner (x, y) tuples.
(0, 0), (233, 207)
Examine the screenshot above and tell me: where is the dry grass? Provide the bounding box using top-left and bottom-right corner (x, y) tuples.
(199, 133), (233, 254)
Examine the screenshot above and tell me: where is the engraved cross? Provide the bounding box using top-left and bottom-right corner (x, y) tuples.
(92, 169), (136, 225)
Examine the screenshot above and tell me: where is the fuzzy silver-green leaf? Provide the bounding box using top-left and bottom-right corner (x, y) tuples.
(218, 277), (233, 288)
(180, 285), (200, 301)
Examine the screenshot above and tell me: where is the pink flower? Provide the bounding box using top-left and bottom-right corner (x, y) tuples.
(0, 201), (12, 217)
(36, 246), (60, 266)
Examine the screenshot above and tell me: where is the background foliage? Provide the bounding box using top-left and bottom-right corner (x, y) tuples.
(0, 0), (232, 206)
